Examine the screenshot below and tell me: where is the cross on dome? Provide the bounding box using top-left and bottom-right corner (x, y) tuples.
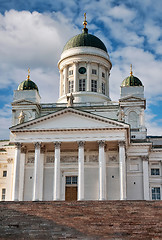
(83, 13), (87, 29)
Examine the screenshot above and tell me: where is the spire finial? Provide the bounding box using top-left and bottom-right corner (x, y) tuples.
(83, 13), (87, 29)
(130, 64), (133, 76)
(27, 68), (30, 80)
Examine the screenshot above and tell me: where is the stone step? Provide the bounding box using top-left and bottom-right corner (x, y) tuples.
(0, 201), (162, 239)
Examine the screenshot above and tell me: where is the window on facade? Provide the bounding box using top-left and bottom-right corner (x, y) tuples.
(152, 187), (161, 200)
(66, 176), (78, 185)
(68, 80), (74, 93)
(69, 70), (73, 76)
(79, 79), (86, 91)
(91, 80), (97, 92)
(92, 69), (97, 75)
(3, 171), (7, 177)
(151, 169), (160, 176)
(102, 72), (105, 78)
(1, 188), (6, 201)
(102, 82), (106, 94)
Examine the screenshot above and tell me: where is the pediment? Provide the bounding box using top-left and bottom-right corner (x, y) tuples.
(12, 99), (38, 105)
(10, 108), (129, 132)
(119, 95), (145, 102)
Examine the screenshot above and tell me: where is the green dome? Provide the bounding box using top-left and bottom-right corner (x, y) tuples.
(63, 28), (107, 53)
(18, 79), (38, 91)
(121, 75), (143, 87)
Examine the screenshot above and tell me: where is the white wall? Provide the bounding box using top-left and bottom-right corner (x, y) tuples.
(107, 166), (120, 200)
(23, 168), (34, 200)
(84, 167), (99, 200)
(43, 167), (54, 201)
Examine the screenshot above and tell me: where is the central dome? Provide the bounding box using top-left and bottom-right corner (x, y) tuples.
(63, 28), (107, 53)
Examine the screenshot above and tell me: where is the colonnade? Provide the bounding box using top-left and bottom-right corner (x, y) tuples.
(59, 62), (110, 97)
(12, 141), (126, 201)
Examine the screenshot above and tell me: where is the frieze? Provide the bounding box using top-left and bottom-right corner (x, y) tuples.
(46, 156), (54, 163)
(7, 158), (13, 164)
(89, 155), (98, 162)
(109, 155), (118, 162)
(61, 156), (77, 163)
(26, 156), (34, 164)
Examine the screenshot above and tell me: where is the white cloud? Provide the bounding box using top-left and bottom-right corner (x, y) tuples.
(110, 46), (162, 100)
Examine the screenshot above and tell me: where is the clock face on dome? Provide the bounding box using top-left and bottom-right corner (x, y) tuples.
(78, 67), (86, 74)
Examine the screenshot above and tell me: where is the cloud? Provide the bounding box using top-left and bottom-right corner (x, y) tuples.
(110, 46), (162, 100)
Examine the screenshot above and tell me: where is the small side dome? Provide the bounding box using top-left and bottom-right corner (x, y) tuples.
(18, 69), (38, 91)
(121, 65), (143, 87)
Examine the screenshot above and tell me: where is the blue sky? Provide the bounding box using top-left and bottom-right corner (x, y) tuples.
(0, 0), (162, 139)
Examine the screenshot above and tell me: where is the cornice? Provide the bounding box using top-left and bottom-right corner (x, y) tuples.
(11, 127), (127, 133)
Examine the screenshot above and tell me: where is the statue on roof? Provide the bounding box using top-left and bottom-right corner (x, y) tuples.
(67, 93), (74, 107)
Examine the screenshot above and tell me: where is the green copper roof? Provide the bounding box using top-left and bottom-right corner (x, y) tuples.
(63, 28), (107, 53)
(18, 79), (38, 91)
(121, 75), (143, 87)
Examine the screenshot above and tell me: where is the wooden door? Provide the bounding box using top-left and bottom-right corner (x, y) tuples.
(65, 186), (77, 201)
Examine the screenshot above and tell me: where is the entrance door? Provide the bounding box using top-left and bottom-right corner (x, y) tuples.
(65, 176), (78, 201)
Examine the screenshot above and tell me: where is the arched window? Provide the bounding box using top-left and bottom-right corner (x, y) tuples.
(129, 111), (138, 128)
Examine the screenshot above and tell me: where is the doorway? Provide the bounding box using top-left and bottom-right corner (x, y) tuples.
(65, 176), (78, 201)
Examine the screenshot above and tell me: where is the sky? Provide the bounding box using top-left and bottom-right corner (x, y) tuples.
(0, 0), (162, 139)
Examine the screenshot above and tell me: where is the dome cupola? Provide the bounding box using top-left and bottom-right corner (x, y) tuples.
(57, 14), (112, 104)
(18, 69), (38, 91)
(63, 26), (107, 53)
(120, 65), (144, 99)
(121, 65), (143, 87)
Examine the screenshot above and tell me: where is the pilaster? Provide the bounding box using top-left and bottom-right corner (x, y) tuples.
(142, 156), (150, 200)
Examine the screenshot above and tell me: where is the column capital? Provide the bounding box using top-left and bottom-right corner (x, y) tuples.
(34, 142), (41, 149)
(21, 146), (27, 154)
(141, 156), (149, 161)
(41, 145), (46, 154)
(14, 142), (22, 149)
(54, 142), (61, 149)
(118, 141), (126, 147)
(98, 140), (105, 147)
(78, 141), (85, 147)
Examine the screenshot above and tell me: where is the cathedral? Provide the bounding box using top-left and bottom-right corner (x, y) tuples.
(0, 15), (161, 202)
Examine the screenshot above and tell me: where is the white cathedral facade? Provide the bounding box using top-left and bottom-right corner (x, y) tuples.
(0, 17), (162, 201)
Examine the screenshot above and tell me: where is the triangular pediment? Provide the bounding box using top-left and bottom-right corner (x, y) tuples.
(10, 108), (129, 132)
(119, 95), (145, 102)
(12, 99), (38, 105)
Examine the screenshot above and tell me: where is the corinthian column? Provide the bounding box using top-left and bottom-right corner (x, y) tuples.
(78, 141), (85, 200)
(119, 141), (126, 200)
(33, 142), (41, 201)
(73, 61), (78, 92)
(12, 142), (21, 201)
(98, 141), (106, 200)
(53, 142), (61, 200)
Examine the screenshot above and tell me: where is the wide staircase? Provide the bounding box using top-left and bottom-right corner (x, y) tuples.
(0, 201), (162, 239)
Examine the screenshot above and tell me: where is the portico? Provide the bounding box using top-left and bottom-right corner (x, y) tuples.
(10, 107), (129, 201)
(12, 140), (127, 201)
